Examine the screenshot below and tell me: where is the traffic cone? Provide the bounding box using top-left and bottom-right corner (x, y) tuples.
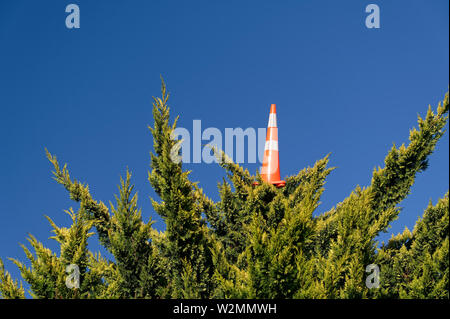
(256, 104), (285, 188)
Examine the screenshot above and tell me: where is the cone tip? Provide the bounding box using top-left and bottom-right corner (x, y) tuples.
(270, 104), (276, 114)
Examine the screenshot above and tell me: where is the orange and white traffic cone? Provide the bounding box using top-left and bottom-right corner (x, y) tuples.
(257, 104), (285, 188)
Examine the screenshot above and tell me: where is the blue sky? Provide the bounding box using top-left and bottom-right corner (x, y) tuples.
(0, 0), (448, 291)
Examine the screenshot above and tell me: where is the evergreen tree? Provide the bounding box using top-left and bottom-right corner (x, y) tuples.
(0, 80), (448, 299)
(147, 80), (215, 298)
(376, 193), (449, 298)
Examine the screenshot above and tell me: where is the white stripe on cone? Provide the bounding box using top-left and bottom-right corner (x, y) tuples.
(267, 114), (277, 127)
(264, 140), (278, 151)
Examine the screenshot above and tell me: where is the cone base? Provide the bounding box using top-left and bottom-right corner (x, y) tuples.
(252, 180), (286, 188)
(272, 180), (286, 187)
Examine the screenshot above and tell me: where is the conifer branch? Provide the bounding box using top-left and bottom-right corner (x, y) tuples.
(45, 149), (112, 247)
(0, 258), (25, 299)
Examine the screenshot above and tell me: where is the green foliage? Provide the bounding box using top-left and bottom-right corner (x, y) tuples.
(376, 193), (449, 299)
(0, 80), (448, 299)
(0, 258), (24, 299)
(8, 208), (108, 298)
(104, 171), (165, 298)
(147, 79), (214, 298)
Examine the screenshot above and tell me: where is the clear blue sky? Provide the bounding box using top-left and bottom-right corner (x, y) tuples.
(0, 0), (448, 291)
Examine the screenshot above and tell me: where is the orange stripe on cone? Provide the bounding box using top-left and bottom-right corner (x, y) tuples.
(258, 104), (285, 188)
